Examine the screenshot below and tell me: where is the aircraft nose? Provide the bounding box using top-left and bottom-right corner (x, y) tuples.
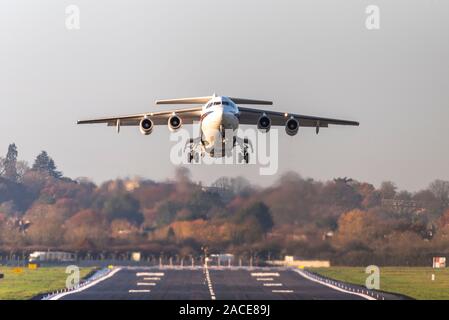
(215, 107), (224, 121)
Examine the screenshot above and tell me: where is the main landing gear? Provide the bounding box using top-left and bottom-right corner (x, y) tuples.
(235, 137), (252, 164)
(185, 138), (203, 164)
(185, 137), (253, 164)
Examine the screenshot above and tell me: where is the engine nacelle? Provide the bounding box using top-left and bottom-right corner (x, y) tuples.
(285, 117), (299, 136)
(139, 118), (154, 135)
(168, 114), (182, 132)
(257, 114), (271, 132)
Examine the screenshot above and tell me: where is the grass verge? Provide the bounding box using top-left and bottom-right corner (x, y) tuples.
(0, 266), (94, 300)
(311, 267), (449, 300)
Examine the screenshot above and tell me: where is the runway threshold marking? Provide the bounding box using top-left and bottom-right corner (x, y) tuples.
(263, 283), (283, 287)
(143, 277), (161, 281)
(272, 290), (294, 293)
(251, 273), (280, 277)
(256, 278), (274, 281)
(137, 282), (157, 286)
(129, 290), (151, 293)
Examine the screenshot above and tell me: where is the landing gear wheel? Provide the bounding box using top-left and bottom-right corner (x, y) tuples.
(244, 150), (249, 164)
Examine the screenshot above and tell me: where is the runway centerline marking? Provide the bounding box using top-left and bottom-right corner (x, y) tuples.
(257, 278), (274, 281)
(137, 282), (156, 286)
(204, 263), (216, 300)
(263, 283), (283, 287)
(272, 290), (294, 293)
(143, 277), (161, 281)
(129, 289), (151, 293)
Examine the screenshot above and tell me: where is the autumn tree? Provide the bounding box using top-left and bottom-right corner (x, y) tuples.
(235, 202), (274, 234)
(379, 181), (397, 199)
(103, 193), (143, 225)
(64, 209), (109, 249)
(333, 209), (389, 249)
(24, 203), (66, 246)
(429, 180), (449, 213)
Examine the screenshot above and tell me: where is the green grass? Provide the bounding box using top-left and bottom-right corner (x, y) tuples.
(0, 266), (94, 300)
(311, 267), (449, 300)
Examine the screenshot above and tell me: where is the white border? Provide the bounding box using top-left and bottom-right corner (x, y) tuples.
(293, 269), (376, 300)
(48, 267), (122, 300)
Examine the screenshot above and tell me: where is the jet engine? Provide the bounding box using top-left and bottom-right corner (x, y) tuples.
(285, 117), (299, 136)
(139, 118), (154, 135)
(257, 114), (271, 132)
(168, 114), (182, 132)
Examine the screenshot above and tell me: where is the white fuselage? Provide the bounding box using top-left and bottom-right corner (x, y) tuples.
(200, 96), (240, 157)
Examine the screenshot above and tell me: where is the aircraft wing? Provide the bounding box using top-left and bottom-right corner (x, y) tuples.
(77, 107), (203, 126)
(238, 107), (359, 128)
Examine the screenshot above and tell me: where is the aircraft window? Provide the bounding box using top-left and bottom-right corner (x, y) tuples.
(222, 101), (229, 106)
(213, 102), (221, 106)
(206, 103), (212, 108)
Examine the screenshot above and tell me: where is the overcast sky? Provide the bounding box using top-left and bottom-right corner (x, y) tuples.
(1, 0), (448, 191)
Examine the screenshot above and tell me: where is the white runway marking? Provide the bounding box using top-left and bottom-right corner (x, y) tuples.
(204, 264), (216, 300)
(143, 277), (161, 281)
(137, 282), (156, 286)
(48, 268), (122, 300)
(129, 290), (151, 293)
(251, 273), (280, 277)
(263, 283), (283, 287)
(256, 278), (274, 281)
(293, 269), (375, 300)
(136, 272), (164, 277)
(272, 290), (294, 293)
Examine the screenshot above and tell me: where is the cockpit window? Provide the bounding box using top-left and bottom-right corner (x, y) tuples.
(207, 101), (232, 107)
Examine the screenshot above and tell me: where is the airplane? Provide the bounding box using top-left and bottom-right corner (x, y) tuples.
(77, 95), (359, 163)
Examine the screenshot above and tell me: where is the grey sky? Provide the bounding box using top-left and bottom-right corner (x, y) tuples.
(1, 0), (448, 191)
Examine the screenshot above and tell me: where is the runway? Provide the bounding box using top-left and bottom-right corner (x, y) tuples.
(53, 266), (381, 300)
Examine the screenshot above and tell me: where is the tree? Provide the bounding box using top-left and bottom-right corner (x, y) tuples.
(32, 151), (62, 178)
(211, 176), (252, 195)
(235, 202), (274, 234)
(64, 209), (109, 249)
(429, 180), (449, 211)
(103, 193), (143, 225)
(2, 144), (18, 181)
(379, 181), (397, 199)
(334, 209), (387, 249)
